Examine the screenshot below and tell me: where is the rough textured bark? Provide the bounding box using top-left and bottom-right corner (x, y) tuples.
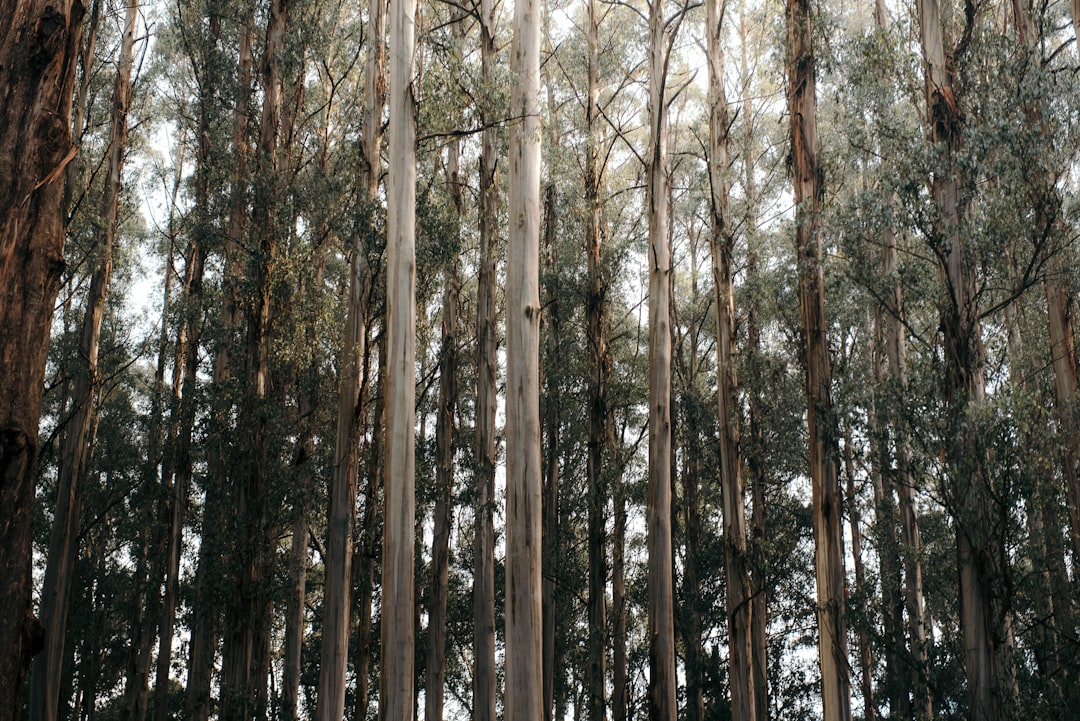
(706, 3), (755, 718)
(785, 0), (851, 716)
(472, 0), (498, 715)
(646, 0), (676, 718)
(380, 0), (417, 713)
(505, 0), (544, 715)
(916, 1), (1018, 717)
(29, 3), (133, 718)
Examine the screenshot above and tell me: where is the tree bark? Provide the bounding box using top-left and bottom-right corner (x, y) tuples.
(584, 2), (608, 720)
(842, 428), (873, 721)
(541, 173), (561, 721)
(220, 1), (287, 716)
(611, 454), (627, 721)
(152, 143), (198, 721)
(916, 1), (1018, 717)
(785, 0), (851, 716)
(706, 4), (755, 718)
(505, 0), (544, 715)
(737, 11), (769, 708)
(28, 3), (132, 717)
(426, 128), (462, 721)
(380, 0), (417, 712)
(473, 0), (498, 715)
(646, 0), (676, 718)
(186, 10), (250, 720)
(351, 0), (386, 714)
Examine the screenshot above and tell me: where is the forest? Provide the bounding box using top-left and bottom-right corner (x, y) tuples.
(1, 0), (1079, 716)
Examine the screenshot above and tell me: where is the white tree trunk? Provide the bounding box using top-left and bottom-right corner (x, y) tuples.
(505, 0), (544, 715)
(380, 0), (417, 714)
(646, 0), (676, 719)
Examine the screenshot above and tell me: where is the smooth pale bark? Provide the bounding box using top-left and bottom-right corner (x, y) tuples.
(29, 4), (134, 719)
(916, 1), (1017, 717)
(646, 0), (676, 719)
(473, 0), (498, 715)
(505, 0), (544, 716)
(380, 0), (417, 713)
(706, 3), (755, 718)
(785, 0), (851, 717)
(584, 2), (608, 719)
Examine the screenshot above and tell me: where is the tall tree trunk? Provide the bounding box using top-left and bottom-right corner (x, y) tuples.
(353, 327), (381, 721)
(29, 3), (134, 718)
(584, 1), (608, 719)
(473, 0), (499, 716)
(916, 2), (1018, 718)
(882, 226), (931, 721)
(785, 0), (851, 716)
(738, 21), (769, 711)
(186, 11), (250, 720)
(380, 0), (417, 713)
(152, 143), (197, 721)
(505, 0), (544, 715)
(220, 1), (287, 716)
(646, 0), (676, 718)
(351, 0), (386, 716)
(283, 513), (308, 721)
(611, 464), (627, 721)
(706, 4), (755, 718)
(842, 428), (873, 721)
(541, 175), (561, 721)
(426, 128), (462, 721)
(1045, 282), (1080, 582)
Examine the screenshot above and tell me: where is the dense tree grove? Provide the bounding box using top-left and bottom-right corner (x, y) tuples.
(2, 0), (1080, 719)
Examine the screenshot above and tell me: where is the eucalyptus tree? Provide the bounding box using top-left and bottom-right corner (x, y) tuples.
(706, 0), (754, 716)
(380, 0), (418, 710)
(504, 0), (544, 711)
(0, 0), (85, 712)
(316, 0), (381, 708)
(784, 0), (850, 714)
(29, 3), (137, 720)
(914, 0), (1021, 715)
(473, 0), (499, 713)
(646, 0), (676, 717)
